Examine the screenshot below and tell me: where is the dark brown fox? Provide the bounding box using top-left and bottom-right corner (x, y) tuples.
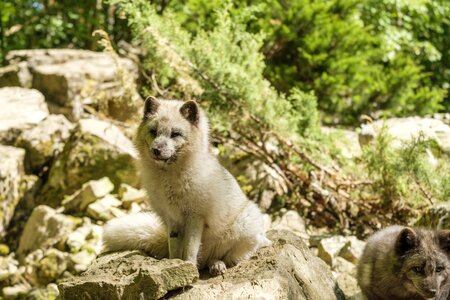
(357, 225), (450, 300)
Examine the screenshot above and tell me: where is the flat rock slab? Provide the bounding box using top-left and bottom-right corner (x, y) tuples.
(0, 87), (49, 143)
(170, 230), (344, 300)
(359, 117), (450, 154)
(58, 251), (199, 300)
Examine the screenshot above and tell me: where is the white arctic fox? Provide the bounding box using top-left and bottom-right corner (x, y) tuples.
(103, 97), (271, 275)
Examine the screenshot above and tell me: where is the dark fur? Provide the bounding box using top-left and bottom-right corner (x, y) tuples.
(357, 226), (450, 300)
(179, 100), (199, 125)
(143, 96), (159, 119)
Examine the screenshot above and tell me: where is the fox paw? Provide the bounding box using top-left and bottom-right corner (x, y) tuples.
(209, 260), (227, 276)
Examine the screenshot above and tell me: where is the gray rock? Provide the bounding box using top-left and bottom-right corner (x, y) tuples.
(0, 145), (25, 239)
(28, 51), (139, 120)
(68, 250), (97, 274)
(36, 248), (68, 285)
(58, 251), (199, 300)
(65, 219), (103, 255)
(7, 49), (112, 66)
(359, 117), (450, 154)
(62, 177), (114, 212)
(17, 205), (75, 258)
(171, 231), (344, 300)
(332, 257), (356, 277)
(2, 284), (30, 300)
(25, 283), (60, 300)
(0, 254), (19, 282)
(16, 114), (74, 172)
(66, 220), (95, 252)
(335, 273), (360, 300)
(317, 236), (348, 267)
(86, 195), (123, 221)
(270, 210), (309, 240)
(338, 237), (366, 264)
(0, 87), (49, 144)
(57, 231), (343, 300)
(37, 118), (138, 207)
(118, 183), (147, 209)
(5, 49), (142, 121)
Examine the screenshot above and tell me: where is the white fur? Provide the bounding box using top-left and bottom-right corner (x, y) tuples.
(103, 99), (271, 273)
(102, 211), (168, 259)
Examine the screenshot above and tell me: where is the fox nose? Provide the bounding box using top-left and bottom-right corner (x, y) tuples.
(425, 288), (437, 297)
(152, 148), (161, 156)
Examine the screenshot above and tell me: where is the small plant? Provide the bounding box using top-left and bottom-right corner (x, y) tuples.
(362, 126), (450, 206)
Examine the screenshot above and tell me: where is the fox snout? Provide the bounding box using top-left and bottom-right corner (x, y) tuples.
(419, 282), (438, 299)
(151, 138), (176, 161)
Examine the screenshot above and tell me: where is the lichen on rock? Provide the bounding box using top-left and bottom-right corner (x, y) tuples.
(37, 118), (138, 207)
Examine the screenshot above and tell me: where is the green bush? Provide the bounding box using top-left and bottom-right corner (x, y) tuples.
(159, 0), (448, 123)
(111, 0), (321, 138)
(362, 127), (450, 205)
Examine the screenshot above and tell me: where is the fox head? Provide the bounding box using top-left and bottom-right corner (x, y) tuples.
(396, 228), (450, 299)
(135, 96), (209, 166)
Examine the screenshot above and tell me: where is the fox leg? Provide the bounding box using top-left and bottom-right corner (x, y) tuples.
(182, 216), (204, 264)
(167, 221), (182, 259)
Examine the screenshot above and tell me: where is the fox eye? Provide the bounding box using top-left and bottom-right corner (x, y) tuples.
(413, 267), (423, 273)
(149, 128), (157, 137)
(170, 131), (182, 138)
(436, 266), (445, 273)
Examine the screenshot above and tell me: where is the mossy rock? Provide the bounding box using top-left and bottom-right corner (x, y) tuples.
(37, 119), (138, 207)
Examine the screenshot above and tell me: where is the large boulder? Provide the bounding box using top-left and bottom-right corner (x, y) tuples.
(58, 230), (344, 300)
(17, 205), (76, 259)
(0, 145), (26, 239)
(0, 87), (49, 144)
(37, 118), (138, 207)
(16, 114), (74, 172)
(58, 251), (199, 300)
(173, 230), (344, 300)
(7, 49), (111, 66)
(7, 49), (141, 121)
(270, 210), (309, 240)
(359, 117), (450, 154)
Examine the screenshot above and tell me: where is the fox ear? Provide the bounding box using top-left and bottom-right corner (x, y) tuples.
(437, 230), (450, 253)
(396, 228), (418, 255)
(180, 101), (199, 125)
(143, 96), (159, 119)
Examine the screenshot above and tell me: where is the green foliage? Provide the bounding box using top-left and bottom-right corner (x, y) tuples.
(110, 0), (321, 138)
(159, 0), (447, 123)
(247, 0), (446, 123)
(2, 0), (448, 121)
(287, 88), (320, 138)
(361, 0), (450, 109)
(362, 127), (450, 205)
(0, 0), (130, 64)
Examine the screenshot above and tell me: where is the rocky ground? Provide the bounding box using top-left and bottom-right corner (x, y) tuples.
(0, 49), (449, 300)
